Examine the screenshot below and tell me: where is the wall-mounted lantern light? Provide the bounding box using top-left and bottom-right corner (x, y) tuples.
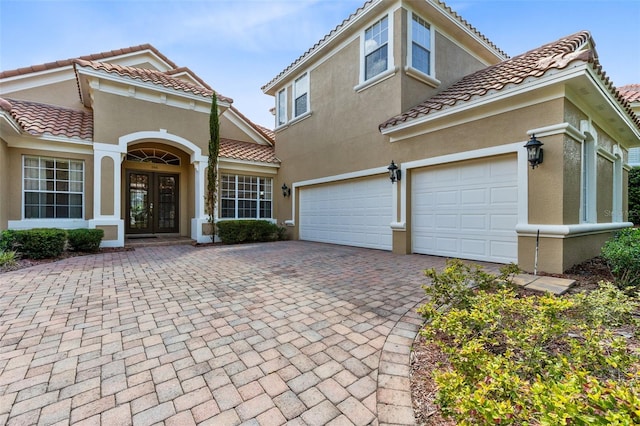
(388, 160), (401, 183)
(281, 183), (291, 197)
(524, 134), (544, 169)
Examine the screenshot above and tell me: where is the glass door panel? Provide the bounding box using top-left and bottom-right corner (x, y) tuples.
(127, 172), (151, 233)
(126, 171), (179, 234)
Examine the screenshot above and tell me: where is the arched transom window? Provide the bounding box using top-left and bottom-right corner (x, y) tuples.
(126, 148), (181, 165)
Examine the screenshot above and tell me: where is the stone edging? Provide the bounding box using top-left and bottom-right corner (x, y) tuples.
(376, 299), (427, 425)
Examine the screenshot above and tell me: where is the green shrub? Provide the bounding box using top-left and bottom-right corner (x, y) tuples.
(0, 250), (18, 268)
(628, 167), (640, 225)
(67, 229), (104, 253)
(216, 220), (283, 244)
(419, 263), (640, 425)
(13, 228), (67, 259)
(601, 228), (640, 292)
(0, 229), (18, 252)
(417, 258), (519, 321)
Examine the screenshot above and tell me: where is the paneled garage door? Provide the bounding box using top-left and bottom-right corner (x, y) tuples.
(299, 177), (393, 250)
(412, 155), (518, 263)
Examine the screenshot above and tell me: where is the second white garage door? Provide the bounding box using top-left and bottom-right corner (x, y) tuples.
(412, 155), (518, 264)
(299, 177), (393, 250)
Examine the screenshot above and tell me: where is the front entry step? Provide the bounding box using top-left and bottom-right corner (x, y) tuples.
(124, 236), (194, 248)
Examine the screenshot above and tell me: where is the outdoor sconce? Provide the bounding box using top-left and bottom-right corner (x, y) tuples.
(388, 160), (401, 183)
(281, 183), (291, 197)
(524, 134), (544, 169)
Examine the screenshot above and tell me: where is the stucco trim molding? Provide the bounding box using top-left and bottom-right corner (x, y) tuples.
(527, 122), (583, 142)
(516, 222), (633, 238)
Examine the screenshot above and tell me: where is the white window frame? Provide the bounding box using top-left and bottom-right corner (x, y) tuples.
(293, 73), (309, 119)
(358, 13), (395, 87)
(22, 155), (85, 220)
(405, 11), (439, 87)
(612, 147), (623, 222)
(220, 174), (273, 220)
(580, 121), (597, 223)
(276, 88), (287, 127)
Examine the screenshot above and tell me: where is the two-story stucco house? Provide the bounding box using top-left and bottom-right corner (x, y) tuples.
(263, 0), (640, 273)
(0, 45), (279, 247)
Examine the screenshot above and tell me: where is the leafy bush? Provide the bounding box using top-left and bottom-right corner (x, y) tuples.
(419, 263), (640, 425)
(67, 229), (104, 253)
(0, 250), (18, 268)
(629, 167), (640, 225)
(216, 220), (284, 244)
(601, 228), (640, 292)
(0, 229), (18, 252)
(417, 258), (520, 320)
(12, 228), (67, 259)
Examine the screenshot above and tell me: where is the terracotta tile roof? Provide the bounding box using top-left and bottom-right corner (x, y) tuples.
(380, 31), (640, 132)
(165, 67), (213, 91)
(0, 44), (177, 79)
(1, 97), (93, 140)
(619, 84), (640, 103)
(262, 0), (507, 91)
(73, 59), (233, 103)
(256, 125), (275, 142)
(219, 138), (279, 164)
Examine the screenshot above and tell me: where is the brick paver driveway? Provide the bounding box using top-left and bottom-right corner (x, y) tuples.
(0, 241), (449, 425)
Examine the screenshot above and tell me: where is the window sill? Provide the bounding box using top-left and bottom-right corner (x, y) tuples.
(276, 111), (312, 131)
(404, 66), (440, 88)
(354, 67), (398, 93)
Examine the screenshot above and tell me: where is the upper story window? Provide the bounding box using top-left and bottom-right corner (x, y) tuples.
(410, 13), (431, 75)
(364, 16), (389, 81)
(294, 73), (309, 117)
(23, 156), (84, 219)
(276, 88), (287, 126)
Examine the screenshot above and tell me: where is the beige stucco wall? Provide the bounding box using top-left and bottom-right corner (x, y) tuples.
(220, 114), (256, 144)
(3, 78), (85, 110)
(97, 225), (119, 241)
(92, 92), (210, 150)
(101, 156), (115, 216)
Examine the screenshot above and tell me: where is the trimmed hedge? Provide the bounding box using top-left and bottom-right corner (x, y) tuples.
(0, 228), (105, 259)
(14, 228), (67, 259)
(216, 220), (284, 244)
(67, 228), (104, 253)
(0, 229), (18, 252)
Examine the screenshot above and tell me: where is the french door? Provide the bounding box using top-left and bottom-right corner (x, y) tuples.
(126, 171), (179, 234)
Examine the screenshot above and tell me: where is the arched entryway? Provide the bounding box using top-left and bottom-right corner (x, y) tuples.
(124, 146), (182, 236)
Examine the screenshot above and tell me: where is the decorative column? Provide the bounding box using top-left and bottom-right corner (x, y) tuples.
(89, 143), (125, 247)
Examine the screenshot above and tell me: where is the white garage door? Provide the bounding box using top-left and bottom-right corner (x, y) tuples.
(412, 156), (518, 263)
(299, 177), (393, 250)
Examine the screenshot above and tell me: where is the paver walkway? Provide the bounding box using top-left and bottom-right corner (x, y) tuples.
(1, 241), (455, 425)
(2, 240), (574, 425)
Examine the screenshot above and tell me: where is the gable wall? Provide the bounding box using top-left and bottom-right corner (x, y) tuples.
(2, 77), (84, 109)
(92, 91), (210, 150)
(219, 114), (257, 144)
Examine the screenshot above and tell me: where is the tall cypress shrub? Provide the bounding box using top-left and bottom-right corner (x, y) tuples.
(207, 93), (220, 241)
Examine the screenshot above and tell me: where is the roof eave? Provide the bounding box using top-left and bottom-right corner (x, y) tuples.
(381, 64), (640, 146)
(74, 64), (231, 109)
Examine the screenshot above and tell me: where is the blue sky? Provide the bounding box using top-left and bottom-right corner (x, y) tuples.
(1, 0), (639, 129)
